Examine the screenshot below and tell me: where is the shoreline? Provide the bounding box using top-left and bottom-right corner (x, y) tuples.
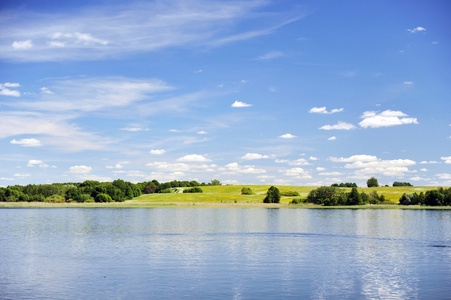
(1, 201), (451, 209)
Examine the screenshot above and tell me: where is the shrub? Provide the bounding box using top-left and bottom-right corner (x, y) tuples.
(263, 186), (280, 203)
(183, 187), (203, 193)
(95, 193), (113, 203)
(44, 195), (66, 203)
(280, 191), (300, 197)
(241, 187), (253, 195)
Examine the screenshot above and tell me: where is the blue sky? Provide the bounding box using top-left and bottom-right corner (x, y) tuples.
(1, 0), (450, 187)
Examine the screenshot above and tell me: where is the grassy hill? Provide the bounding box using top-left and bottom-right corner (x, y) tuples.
(131, 185), (438, 204)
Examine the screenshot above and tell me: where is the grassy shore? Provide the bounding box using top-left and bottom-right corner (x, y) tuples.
(1, 185), (450, 209)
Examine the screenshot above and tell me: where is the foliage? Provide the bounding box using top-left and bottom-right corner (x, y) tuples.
(367, 177), (379, 188)
(183, 187), (203, 193)
(241, 187), (253, 195)
(95, 193), (113, 203)
(331, 182), (358, 188)
(263, 186), (280, 203)
(393, 181), (413, 187)
(280, 190), (300, 197)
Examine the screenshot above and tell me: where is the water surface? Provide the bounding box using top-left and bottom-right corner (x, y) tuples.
(1, 208), (450, 299)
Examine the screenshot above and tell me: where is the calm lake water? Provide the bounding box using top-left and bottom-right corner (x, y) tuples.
(1, 208), (450, 299)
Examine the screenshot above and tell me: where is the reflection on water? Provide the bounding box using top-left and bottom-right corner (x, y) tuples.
(1, 208), (450, 299)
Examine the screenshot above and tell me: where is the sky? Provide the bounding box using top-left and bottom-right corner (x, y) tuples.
(1, 0), (450, 187)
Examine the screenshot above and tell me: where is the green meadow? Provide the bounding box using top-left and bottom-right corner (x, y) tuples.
(131, 185), (437, 204)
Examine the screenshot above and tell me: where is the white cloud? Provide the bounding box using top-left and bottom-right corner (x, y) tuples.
(410, 176), (428, 181)
(1, 2), (305, 62)
(309, 156), (318, 161)
(275, 159), (289, 163)
(231, 100), (252, 108)
(197, 131), (207, 135)
(316, 167), (325, 171)
(359, 110), (418, 128)
(309, 107), (344, 114)
(241, 153), (269, 160)
(27, 160), (43, 167)
(106, 161), (128, 169)
(14, 173), (31, 177)
(10, 138), (42, 147)
(69, 165), (92, 174)
(436, 173), (451, 180)
(441, 156), (451, 164)
(121, 127), (150, 132)
(320, 121), (356, 130)
(279, 133), (296, 139)
(150, 149), (166, 155)
(221, 162), (266, 174)
(40, 87), (54, 94)
(330, 155), (378, 163)
(12, 40), (33, 49)
(403, 81), (414, 85)
(319, 172), (342, 176)
(283, 167), (311, 178)
(420, 160), (438, 164)
(258, 51), (284, 60)
(176, 154), (211, 162)
(420, 168), (428, 172)
(289, 158), (310, 166)
(407, 26), (426, 33)
(0, 82), (21, 97)
(328, 136), (337, 141)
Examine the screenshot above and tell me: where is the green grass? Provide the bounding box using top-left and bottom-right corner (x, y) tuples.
(1, 185), (448, 208)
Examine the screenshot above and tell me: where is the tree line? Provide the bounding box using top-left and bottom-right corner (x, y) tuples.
(0, 179), (221, 203)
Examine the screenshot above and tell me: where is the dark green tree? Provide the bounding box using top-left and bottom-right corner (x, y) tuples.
(241, 187), (253, 195)
(95, 193), (113, 203)
(347, 187), (363, 205)
(367, 177), (379, 188)
(263, 186), (280, 203)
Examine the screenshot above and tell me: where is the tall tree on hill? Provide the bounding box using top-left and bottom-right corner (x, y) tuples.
(367, 177), (379, 188)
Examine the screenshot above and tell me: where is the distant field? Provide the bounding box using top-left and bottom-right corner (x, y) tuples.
(131, 185), (441, 204)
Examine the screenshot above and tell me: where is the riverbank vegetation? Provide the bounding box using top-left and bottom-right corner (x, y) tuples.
(0, 180), (450, 208)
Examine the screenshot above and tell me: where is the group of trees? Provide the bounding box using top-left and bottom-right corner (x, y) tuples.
(0, 179), (141, 203)
(137, 179), (221, 194)
(0, 179), (222, 203)
(393, 182), (413, 187)
(305, 186), (388, 206)
(399, 187), (451, 206)
(331, 182), (358, 188)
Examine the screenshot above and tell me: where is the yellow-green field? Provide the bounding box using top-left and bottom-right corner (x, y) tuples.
(130, 185), (441, 204)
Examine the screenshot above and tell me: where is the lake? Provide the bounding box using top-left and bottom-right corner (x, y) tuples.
(1, 208), (450, 299)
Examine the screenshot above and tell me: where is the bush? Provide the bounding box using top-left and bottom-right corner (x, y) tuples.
(95, 193), (113, 203)
(241, 187), (253, 195)
(280, 191), (300, 197)
(183, 187), (203, 193)
(44, 195), (66, 203)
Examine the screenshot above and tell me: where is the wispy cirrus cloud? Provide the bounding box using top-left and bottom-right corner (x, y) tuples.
(257, 51), (284, 60)
(10, 138), (42, 147)
(1, 1), (307, 62)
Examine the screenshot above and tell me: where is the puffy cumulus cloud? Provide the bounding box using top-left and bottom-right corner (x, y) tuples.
(420, 160), (438, 164)
(150, 149), (166, 155)
(12, 40), (33, 49)
(176, 154), (211, 162)
(0, 82), (21, 97)
(27, 159), (43, 167)
(197, 131), (207, 135)
(231, 100), (252, 108)
(279, 133), (296, 139)
(220, 162), (266, 174)
(358, 110), (418, 128)
(10, 138), (42, 147)
(320, 121), (356, 130)
(69, 165), (92, 174)
(319, 172), (342, 176)
(106, 161), (128, 169)
(407, 26), (426, 33)
(289, 158), (310, 166)
(331, 154), (416, 177)
(316, 167), (325, 171)
(309, 107), (344, 114)
(328, 136), (337, 141)
(330, 155), (378, 163)
(436, 173), (451, 180)
(441, 156), (451, 164)
(241, 153), (269, 160)
(283, 167), (312, 178)
(309, 156), (318, 161)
